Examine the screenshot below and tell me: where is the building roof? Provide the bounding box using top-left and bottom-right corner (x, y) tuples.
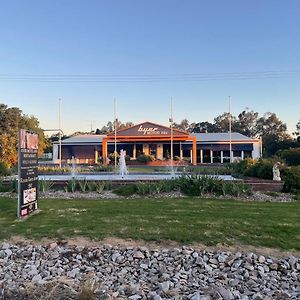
(54, 134), (105, 145)
(53, 132), (258, 145)
(191, 132), (258, 142)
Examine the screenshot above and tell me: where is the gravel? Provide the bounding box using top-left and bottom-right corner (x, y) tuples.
(0, 242), (299, 299)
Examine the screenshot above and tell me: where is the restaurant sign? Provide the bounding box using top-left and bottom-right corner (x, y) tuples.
(108, 122), (188, 137)
(17, 129), (39, 218)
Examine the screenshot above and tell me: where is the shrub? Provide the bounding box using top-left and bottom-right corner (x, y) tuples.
(0, 181), (10, 192)
(279, 148), (300, 166)
(78, 180), (88, 192)
(137, 155), (153, 163)
(38, 180), (54, 192)
(232, 158), (256, 176)
(65, 179), (77, 193)
(96, 182), (106, 193)
(10, 179), (18, 193)
(243, 159), (274, 180)
(0, 161), (9, 176)
(114, 184), (137, 196)
(282, 166), (300, 193)
(177, 175), (223, 196)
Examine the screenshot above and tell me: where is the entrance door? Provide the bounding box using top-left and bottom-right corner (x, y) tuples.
(149, 144), (157, 157)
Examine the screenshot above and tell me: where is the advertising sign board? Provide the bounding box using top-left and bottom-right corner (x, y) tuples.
(17, 129), (39, 218)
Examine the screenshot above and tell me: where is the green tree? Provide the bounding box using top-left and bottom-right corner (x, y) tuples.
(256, 113), (291, 156)
(191, 121), (218, 133)
(235, 110), (259, 137)
(0, 104), (46, 167)
(213, 112), (238, 132)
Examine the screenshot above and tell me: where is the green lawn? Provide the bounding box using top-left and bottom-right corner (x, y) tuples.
(0, 197), (299, 250)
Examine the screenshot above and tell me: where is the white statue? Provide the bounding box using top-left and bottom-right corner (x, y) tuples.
(273, 162), (281, 181)
(119, 149), (128, 178)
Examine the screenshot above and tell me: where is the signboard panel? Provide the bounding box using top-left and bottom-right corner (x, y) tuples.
(18, 129), (39, 218)
(107, 122), (189, 137)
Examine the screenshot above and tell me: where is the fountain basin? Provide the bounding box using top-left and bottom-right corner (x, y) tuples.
(39, 174), (237, 181)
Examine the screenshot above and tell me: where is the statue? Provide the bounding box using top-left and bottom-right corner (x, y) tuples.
(272, 162), (281, 181)
(119, 149), (128, 178)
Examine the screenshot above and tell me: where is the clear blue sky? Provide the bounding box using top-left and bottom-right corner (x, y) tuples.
(0, 0), (299, 134)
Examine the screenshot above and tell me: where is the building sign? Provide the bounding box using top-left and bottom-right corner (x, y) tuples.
(108, 122), (188, 137)
(18, 129), (39, 218)
(137, 125), (168, 135)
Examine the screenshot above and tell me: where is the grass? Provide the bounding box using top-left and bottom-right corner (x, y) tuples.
(0, 196), (299, 251)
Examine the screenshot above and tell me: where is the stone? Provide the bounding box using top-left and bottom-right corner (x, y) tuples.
(128, 295), (141, 300)
(258, 255), (265, 263)
(4, 249), (12, 257)
(189, 292), (201, 300)
(217, 287), (233, 300)
(158, 281), (170, 293)
(133, 251), (145, 259)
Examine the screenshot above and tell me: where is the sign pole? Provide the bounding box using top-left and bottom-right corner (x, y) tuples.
(17, 130), (21, 219)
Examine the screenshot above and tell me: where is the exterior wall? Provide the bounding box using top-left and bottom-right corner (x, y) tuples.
(143, 144), (149, 155)
(52, 144), (59, 163)
(156, 143), (163, 160)
(252, 142), (261, 159)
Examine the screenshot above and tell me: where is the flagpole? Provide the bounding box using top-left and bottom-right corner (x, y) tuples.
(114, 98), (117, 170)
(170, 98), (174, 173)
(58, 98), (62, 168)
(229, 96), (232, 163)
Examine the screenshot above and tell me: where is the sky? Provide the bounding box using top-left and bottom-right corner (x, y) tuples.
(0, 0), (299, 135)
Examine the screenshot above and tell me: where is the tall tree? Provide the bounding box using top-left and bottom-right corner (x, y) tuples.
(293, 119), (300, 137)
(0, 104), (46, 167)
(173, 119), (190, 132)
(213, 112), (238, 132)
(235, 110), (259, 137)
(191, 121), (219, 133)
(255, 112), (291, 156)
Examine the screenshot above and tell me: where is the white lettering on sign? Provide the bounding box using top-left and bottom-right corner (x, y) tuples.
(137, 125), (168, 135)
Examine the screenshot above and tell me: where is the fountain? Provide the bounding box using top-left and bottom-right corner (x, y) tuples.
(119, 149), (128, 178)
(71, 156), (77, 178)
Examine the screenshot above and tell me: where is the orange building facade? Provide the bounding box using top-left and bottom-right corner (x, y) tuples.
(102, 122), (197, 165)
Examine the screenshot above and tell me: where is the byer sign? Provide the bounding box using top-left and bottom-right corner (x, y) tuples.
(17, 129), (39, 218)
(137, 125), (168, 135)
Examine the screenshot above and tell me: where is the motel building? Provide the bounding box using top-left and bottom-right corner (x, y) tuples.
(52, 122), (262, 165)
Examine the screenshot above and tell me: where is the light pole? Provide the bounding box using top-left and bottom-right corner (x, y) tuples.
(228, 96), (232, 163)
(114, 98), (117, 170)
(58, 98), (62, 168)
(43, 129), (64, 167)
(169, 98), (174, 174)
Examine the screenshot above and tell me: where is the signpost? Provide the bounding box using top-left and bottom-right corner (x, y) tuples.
(17, 129), (39, 218)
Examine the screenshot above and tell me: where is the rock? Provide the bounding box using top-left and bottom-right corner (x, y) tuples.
(49, 242), (58, 249)
(133, 251), (145, 259)
(158, 281), (170, 293)
(4, 249), (12, 257)
(258, 255), (265, 263)
(128, 295), (141, 300)
(189, 292), (201, 300)
(32, 274), (44, 284)
(67, 268), (80, 278)
(217, 287), (233, 300)
(218, 255), (226, 263)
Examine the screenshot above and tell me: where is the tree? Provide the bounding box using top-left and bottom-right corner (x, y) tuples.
(191, 121), (219, 133)
(97, 120), (134, 134)
(293, 119), (300, 137)
(0, 104), (46, 167)
(213, 112), (238, 132)
(255, 113), (291, 156)
(173, 119), (191, 132)
(235, 110), (259, 137)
